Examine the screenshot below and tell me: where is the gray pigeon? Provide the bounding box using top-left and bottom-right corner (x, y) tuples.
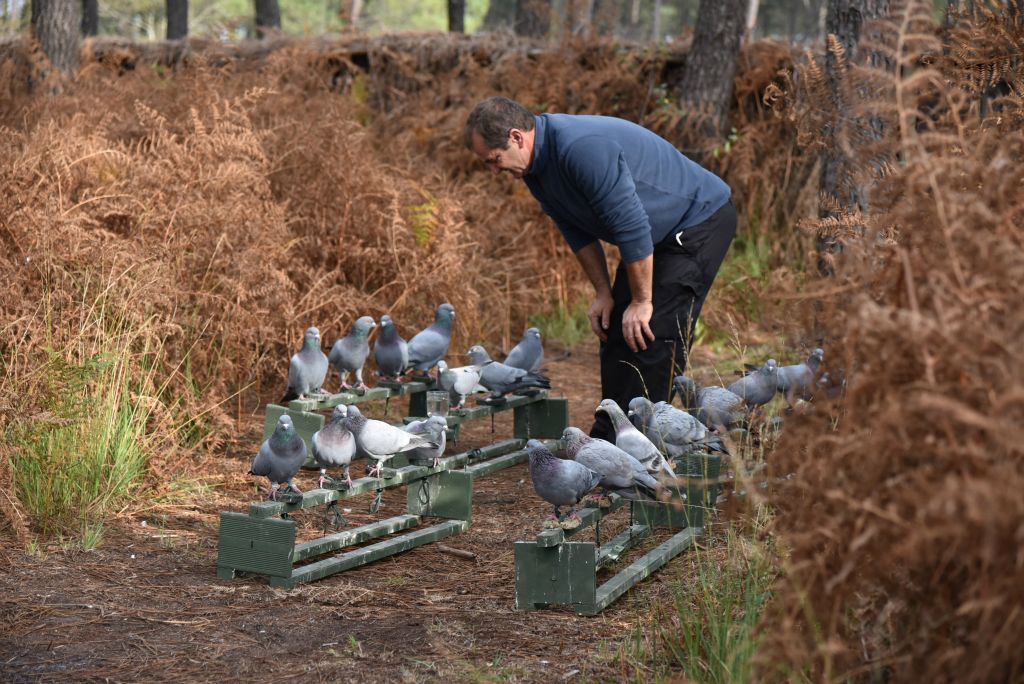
(250, 415), (308, 500)
(504, 327), (544, 373)
(595, 399), (675, 478)
(344, 405), (437, 477)
(727, 359), (779, 408)
(328, 316), (377, 391)
(628, 396), (727, 458)
(467, 346), (551, 399)
(776, 348), (825, 405)
(527, 439), (601, 527)
(673, 375), (746, 430)
(282, 327), (329, 402)
(373, 315), (408, 381)
(436, 360), (490, 408)
(312, 405), (358, 488)
(406, 303), (455, 373)
(561, 427), (658, 500)
(403, 415), (448, 467)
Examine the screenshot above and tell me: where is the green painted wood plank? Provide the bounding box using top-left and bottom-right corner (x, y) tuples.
(217, 512), (296, 578)
(587, 527), (700, 615)
(293, 514), (421, 562)
(274, 520), (469, 588)
(534, 494), (629, 547)
(463, 446), (528, 477)
(596, 524), (650, 569)
(407, 470), (473, 521)
(378, 380), (428, 396)
(513, 541), (597, 611)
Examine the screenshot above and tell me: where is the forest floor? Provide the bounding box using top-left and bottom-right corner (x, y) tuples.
(0, 339), (732, 683)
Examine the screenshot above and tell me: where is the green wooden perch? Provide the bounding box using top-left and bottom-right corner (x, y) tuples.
(514, 453), (722, 615)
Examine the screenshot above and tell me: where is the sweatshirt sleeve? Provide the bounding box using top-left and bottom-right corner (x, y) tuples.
(561, 136), (653, 262)
(538, 199), (597, 253)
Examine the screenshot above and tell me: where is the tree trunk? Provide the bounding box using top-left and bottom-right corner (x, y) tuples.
(448, 0), (465, 33)
(816, 0), (890, 275)
(483, 0), (516, 31)
(745, 0), (759, 42)
(167, 0), (188, 40)
(254, 0), (281, 38)
(33, 0), (80, 76)
(515, 0), (551, 37)
(566, 0), (595, 37)
(652, 0), (663, 42)
(677, 0), (747, 143)
(591, 0), (619, 36)
(81, 0), (98, 36)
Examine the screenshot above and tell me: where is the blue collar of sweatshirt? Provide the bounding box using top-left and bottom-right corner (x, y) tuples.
(522, 113), (730, 262)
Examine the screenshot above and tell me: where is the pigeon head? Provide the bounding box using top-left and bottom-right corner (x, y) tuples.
(672, 376), (698, 406)
(595, 399), (630, 428)
(561, 427), (589, 457)
(808, 348), (825, 369)
(764, 359), (778, 374)
(277, 415), (295, 433)
(343, 404), (367, 432)
(467, 345), (491, 364)
(627, 396), (655, 425)
(425, 415), (448, 432)
(329, 404), (348, 423)
(436, 360), (449, 372)
(350, 316), (377, 338)
(526, 439), (556, 465)
(435, 303), (455, 327)
(526, 327), (541, 339)
(303, 327), (321, 348)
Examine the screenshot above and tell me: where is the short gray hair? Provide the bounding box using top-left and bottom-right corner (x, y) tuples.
(464, 97), (535, 150)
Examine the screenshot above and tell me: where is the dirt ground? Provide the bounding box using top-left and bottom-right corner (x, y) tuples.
(0, 340), (724, 683)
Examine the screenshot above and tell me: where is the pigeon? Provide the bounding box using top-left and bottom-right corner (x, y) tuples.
(673, 375), (746, 430)
(373, 315), (408, 381)
(561, 427), (658, 500)
(727, 359), (779, 408)
(249, 415), (308, 500)
(406, 303), (456, 373)
(282, 327), (329, 402)
(776, 348), (825, 405)
(504, 327), (544, 373)
(467, 345), (551, 399)
(436, 360), (490, 408)
(628, 396), (727, 458)
(403, 415), (448, 467)
(344, 405), (437, 478)
(527, 439), (601, 526)
(328, 316), (377, 391)
(595, 399), (675, 478)
(311, 405), (358, 488)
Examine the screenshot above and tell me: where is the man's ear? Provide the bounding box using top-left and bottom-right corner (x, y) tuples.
(509, 128), (524, 148)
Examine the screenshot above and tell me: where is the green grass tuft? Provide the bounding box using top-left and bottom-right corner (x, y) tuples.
(529, 299), (592, 349)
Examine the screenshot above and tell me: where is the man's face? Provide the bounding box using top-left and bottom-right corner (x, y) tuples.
(471, 129), (531, 178)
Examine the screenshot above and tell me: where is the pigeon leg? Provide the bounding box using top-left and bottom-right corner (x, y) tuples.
(355, 368), (367, 391)
(560, 506), (582, 530)
(368, 461), (382, 478)
(269, 482), (281, 500)
(432, 456), (442, 468)
(343, 465), (352, 487)
(287, 478), (302, 494)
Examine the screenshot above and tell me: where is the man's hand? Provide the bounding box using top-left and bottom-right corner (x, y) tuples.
(622, 300), (655, 352)
(588, 292), (614, 342)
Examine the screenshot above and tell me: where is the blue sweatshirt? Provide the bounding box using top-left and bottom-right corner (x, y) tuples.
(522, 114), (731, 262)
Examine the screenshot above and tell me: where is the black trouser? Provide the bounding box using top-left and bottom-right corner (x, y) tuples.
(589, 199), (737, 441)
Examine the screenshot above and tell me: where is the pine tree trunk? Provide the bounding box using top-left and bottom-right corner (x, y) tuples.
(167, 0), (188, 40)
(448, 0), (466, 33)
(677, 0), (747, 143)
(254, 0), (281, 38)
(483, 0), (516, 31)
(80, 0), (98, 36)
(515, 0), (551, 37)
(816, 0), (890, 275)
(33, 0), (80, 76)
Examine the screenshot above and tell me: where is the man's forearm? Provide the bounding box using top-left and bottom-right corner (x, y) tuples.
(623, 255), (653, 304)
(574, 242), (612, 296)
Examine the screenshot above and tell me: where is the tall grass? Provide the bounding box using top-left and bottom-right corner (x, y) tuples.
(3, 277), (163, 543)
(620, 505), (776, 683)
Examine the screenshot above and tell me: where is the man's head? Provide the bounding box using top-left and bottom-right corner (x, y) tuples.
(464, 97), (536, 178)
